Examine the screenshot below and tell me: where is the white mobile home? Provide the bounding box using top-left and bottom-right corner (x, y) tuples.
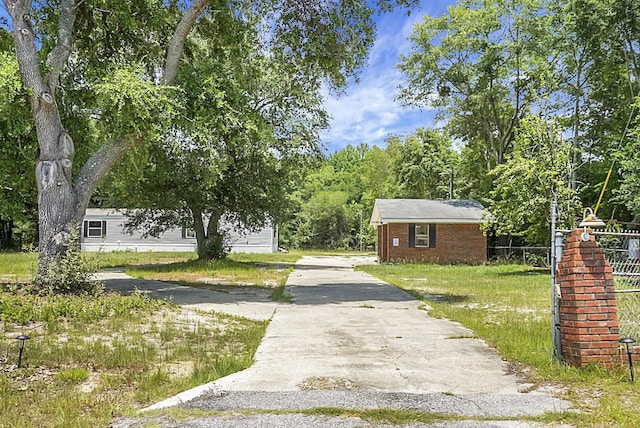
(81, 209), (278, 253)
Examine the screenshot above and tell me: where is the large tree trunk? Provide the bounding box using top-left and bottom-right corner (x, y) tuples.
(5, 0), (209, 283)
(7, 0), (80, 280)
(35, 138), (82, 279)
(191, 206), (226, 260)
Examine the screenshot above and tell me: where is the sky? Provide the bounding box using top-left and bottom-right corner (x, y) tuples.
(320, 0), (453, 154)
(0, 0), (455, 154)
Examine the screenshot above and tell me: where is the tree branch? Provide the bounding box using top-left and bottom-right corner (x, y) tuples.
(6, 0), (47, 96)
(46, 0), (76, 93)
(162, 0), (209, 85)
(73, 137), (131, 208)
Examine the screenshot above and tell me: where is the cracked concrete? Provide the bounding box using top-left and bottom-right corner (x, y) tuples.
(139, 255), (571, 424)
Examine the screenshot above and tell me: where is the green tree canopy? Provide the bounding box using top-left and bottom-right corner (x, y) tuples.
(2, 0), (416, 281)
(387, 129), (458, 199)
(487, 116), (580, 244)
(399, 0), (556, 198)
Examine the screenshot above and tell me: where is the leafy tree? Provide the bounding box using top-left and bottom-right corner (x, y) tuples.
(616, 98), (640, 220)
(361, 145), (400, 203)
(287, 144), (376, 250)
(99, 11), (326, 259)
(305, 190), (352, 249)
(2, 0), (416, 283)
(0, 43), (38, 249)
(487, 116), (580, 245)
(566, 0), (640, 220)
(398, 0), (556, 197)
(387, 129), (458, 199)
(327, 144), (369, 202)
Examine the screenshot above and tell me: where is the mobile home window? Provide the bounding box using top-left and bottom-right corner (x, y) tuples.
(183, 228), (196, 239)
(84, 220), (106, 238)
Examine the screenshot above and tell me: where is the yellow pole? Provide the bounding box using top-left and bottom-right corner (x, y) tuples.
(594, 168), (613, 216)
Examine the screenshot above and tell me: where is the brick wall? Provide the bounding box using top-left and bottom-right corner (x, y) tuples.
(377, 224), (388, 262)
(376, 223), (486, 264)
(557, 229), (621, 367)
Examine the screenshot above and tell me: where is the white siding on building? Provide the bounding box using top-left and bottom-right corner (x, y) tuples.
(80, 209), (277, 253)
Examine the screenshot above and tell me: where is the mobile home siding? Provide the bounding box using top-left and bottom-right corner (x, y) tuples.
(80, 209), (277, 253)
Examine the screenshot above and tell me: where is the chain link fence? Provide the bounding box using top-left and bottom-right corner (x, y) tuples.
(596, 231), (640, 340)
(488, 246), (550, 267)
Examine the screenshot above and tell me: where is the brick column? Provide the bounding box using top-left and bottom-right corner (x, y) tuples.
(557, 229), (620, 367)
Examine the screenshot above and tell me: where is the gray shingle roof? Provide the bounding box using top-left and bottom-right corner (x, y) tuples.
(370, 199), (485, 225)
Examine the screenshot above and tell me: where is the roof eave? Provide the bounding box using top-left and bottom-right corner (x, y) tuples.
(376, 218), (482, 224)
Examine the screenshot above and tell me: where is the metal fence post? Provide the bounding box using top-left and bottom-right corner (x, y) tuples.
(550, 199), (563, 361)
(552, 231), (564, 360)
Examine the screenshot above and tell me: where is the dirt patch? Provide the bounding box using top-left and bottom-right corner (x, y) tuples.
(196, 277), (256, 286)
(79, 373), (101, 393)
(299, 376), (358, 391)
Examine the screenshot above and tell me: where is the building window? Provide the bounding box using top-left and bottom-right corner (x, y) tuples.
(183, 227), (196, 239)
(84, 220), (106, 238)
(409, 223), (436, 248)
(415, 224), (430, 247)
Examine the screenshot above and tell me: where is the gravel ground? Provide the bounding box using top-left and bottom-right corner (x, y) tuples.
(181, 390), (569, 418)
(111, 413), (567, 428)
(110, 390), (573, 428)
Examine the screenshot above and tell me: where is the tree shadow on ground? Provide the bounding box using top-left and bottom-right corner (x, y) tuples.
(491, 267), (548, 277)
(420, 293), (468, 304)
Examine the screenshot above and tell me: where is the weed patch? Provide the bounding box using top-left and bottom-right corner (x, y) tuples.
(126, 258), (294, 288)
(0, 290), (267, 427)
(270, 285), (293, 302)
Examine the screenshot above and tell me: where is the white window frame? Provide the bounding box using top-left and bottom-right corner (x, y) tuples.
(85, 220), (106, 238)
(414, 224), (430, 247)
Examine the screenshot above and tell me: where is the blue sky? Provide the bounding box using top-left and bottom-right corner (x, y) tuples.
(1, 1), (455, 153)
(321, 0), (453, 153)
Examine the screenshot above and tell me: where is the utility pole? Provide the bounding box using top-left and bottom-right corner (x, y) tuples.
(359, 211), (364, 252)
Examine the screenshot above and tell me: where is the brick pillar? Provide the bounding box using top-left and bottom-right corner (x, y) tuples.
(557, 229), (620, 367)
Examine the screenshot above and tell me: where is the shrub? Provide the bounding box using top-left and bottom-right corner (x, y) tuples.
(36, 232), (102, 295)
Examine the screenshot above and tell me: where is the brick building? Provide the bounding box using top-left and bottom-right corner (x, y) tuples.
(370, 199), (487, 264)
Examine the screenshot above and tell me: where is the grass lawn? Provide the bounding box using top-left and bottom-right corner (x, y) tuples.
(0, 251), (38, 283)
(0, 290), (267, 427)
(0, 251), (197, 284)
(0, 251), (282, 427)
(124, 252), (299, 291)
(6, 251), (640, 426)
(0, 250), (301, 288)
(359, 262), (640, 427)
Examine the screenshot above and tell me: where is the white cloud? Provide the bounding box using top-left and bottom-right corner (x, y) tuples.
(320, 1), (443, 153)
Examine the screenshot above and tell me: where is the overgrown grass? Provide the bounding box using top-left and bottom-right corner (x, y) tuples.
(0, 289), (267, 427)
(0, 251), (196, 284)
(0, 250), (368, 286)
(0, 251), (300, 288)
(0, 250), (285, 426)
(228, 251), (302, 264)
(92, 251), (198, 269)
(125, 256), (296, 289)
(359, 263), (640, 427)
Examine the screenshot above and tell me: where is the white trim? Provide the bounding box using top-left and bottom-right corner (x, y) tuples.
(81, 243), (197, 252)
(377, 219), (480, 225)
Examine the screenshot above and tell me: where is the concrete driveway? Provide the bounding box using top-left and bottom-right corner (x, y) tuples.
(132, 255), (570, 426)
(199, 255), (520, 394)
